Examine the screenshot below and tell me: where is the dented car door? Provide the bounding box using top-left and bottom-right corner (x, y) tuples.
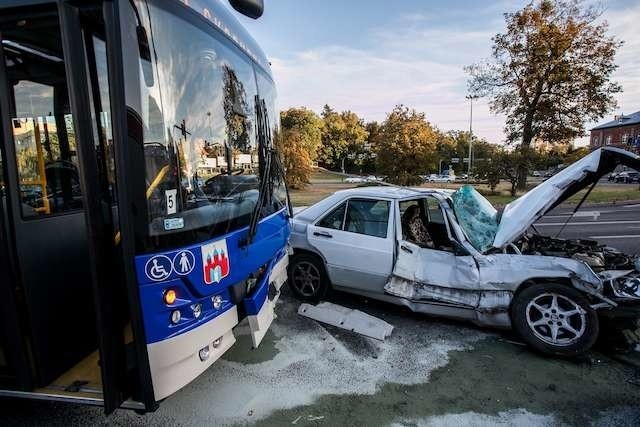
(388, 196), (481, 306)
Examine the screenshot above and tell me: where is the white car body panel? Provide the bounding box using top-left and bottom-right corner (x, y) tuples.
(305, 197), (395, 293)
(394, 240), (479, 289)
(298, 302), (394, 341)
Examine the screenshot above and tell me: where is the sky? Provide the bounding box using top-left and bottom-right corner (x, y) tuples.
(227, 0), (640, 146)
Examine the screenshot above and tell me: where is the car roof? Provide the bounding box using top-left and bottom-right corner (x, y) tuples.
(293, 185), (455, 223)
(333, 186), (452, 199)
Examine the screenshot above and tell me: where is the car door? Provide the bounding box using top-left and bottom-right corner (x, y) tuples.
(307, 197), (394, 293)
(392, 196), (480, 304)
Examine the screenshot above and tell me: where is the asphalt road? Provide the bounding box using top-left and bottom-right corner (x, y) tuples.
(1, 289), (639, 427)
(536, 202), (640, 254)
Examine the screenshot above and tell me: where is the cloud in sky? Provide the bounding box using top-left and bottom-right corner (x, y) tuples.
(236, 1), (640, 146)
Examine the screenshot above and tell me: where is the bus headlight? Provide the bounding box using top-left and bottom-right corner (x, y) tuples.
(192, 303), (202, 319)
(170, 310), (181, 324)
(213, 337), (222, 349)
(212, 295), (223, 310)
(199, 345), (210, 361)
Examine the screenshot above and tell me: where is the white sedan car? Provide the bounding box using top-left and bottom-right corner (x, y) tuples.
(427, 174), (455, 183)
(288, 148), (640, 356)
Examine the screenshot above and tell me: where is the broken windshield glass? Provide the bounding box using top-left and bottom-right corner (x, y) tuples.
(451, 185), (498, 252)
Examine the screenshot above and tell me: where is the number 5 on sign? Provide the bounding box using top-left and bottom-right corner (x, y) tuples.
(166, 189), (177, 215)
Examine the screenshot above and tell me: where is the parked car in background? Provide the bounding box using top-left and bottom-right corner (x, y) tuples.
(532, 171), (542, 177)
(288, 147), (640, 357)
(344, 176), (366, 183)
(344, 175), (384, 184)
(615, 171), (639, 183)
(427, 174), (455, 183)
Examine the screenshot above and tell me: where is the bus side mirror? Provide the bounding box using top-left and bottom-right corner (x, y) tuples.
(229, 0), (264, 19)
(136, 25), (155, 87)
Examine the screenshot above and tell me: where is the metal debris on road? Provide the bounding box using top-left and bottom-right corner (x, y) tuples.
(298, 302), (394, 341)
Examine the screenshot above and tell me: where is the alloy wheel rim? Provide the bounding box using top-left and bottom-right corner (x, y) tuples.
(292, 261), (321, 297)
(525, 292), (587, 347)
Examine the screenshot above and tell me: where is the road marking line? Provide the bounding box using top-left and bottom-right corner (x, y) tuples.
(623, 204), (640, 208)
(544, 210), (619, 218)
(588, 235), (640, 239)
(536, 220), (640, 226)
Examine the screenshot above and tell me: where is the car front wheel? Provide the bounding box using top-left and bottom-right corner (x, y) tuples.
(288, 253), (330, 303)
(511, 283), (599, 357)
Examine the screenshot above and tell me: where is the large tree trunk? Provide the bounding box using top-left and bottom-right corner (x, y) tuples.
(516, 164), (528, 192)
(517, 118), (535, 191)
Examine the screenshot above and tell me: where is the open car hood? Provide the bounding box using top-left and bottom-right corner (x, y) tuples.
(492, 147), (640, 249)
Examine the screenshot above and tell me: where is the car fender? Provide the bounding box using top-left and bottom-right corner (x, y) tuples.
(477, 253), (604, 296)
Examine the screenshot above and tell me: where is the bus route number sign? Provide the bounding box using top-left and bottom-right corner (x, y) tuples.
(166, 189), (177, 215)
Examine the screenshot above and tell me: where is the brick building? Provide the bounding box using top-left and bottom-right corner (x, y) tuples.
(590, 111), (640, 152)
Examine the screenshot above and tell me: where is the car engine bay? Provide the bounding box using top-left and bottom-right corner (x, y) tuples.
(519, 234), (637, 272)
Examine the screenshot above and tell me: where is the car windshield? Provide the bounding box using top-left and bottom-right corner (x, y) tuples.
(451, 185), (499, 252)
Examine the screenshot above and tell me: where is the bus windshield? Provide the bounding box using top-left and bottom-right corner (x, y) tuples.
(126, 0), (284, 245)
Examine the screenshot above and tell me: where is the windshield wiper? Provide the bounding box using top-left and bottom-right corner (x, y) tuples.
(244, 97), (272, 245)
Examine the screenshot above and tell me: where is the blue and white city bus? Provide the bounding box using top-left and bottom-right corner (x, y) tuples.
(0, 0), (290, 414)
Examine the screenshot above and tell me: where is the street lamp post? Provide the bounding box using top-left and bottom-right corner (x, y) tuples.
(466, 95), (479, 177)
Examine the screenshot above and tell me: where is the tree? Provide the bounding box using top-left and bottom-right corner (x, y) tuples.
(475, 158), (502, 192)
(318, 105), (368, 171)
(278, 108), (323, 189)
(359, 121), (382, 174)
(376, 105), (440, 186)
(563, 146), (589, 164)
(466, 0), (622, 188)
(500, 148), (538, 196)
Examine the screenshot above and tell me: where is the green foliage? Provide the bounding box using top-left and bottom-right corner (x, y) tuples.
(375, 105), (440, 186)
(278, 108), (323, 189)
(467, 0), (622, 153)
(318, 105), (368, 171)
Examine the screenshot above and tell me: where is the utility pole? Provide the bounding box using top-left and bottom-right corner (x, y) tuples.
(466, 95), (479, 177)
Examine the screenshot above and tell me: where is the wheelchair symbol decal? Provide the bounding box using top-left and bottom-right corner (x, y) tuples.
(144, 255), (172, 281)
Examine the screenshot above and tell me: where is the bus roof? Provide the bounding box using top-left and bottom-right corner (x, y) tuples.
(0, 0), (274, 78)
(178, 0), (272, 76)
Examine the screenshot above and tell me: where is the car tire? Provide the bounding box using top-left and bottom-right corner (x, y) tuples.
(511, 283), (599, 357)
(288, 253), (330, 303)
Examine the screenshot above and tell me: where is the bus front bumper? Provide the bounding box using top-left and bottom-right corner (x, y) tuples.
(245, 252), (289, 347)
(147, 306), (238, 401)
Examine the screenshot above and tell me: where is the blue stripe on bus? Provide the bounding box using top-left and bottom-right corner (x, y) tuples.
(135, 209), (290, 343)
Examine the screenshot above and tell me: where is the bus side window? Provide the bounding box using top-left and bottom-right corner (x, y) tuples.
(7, 76), (82, 217)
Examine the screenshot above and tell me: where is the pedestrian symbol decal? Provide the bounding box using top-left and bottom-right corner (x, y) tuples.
(172, 250), (195, 276)
(201, 239), (230, 284)
(144, 255), (172, 281)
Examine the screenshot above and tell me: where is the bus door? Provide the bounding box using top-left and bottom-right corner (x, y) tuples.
(0, 1), (148, 413)
(0, 149), (33, 391)
(0, 3), (99, 389)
